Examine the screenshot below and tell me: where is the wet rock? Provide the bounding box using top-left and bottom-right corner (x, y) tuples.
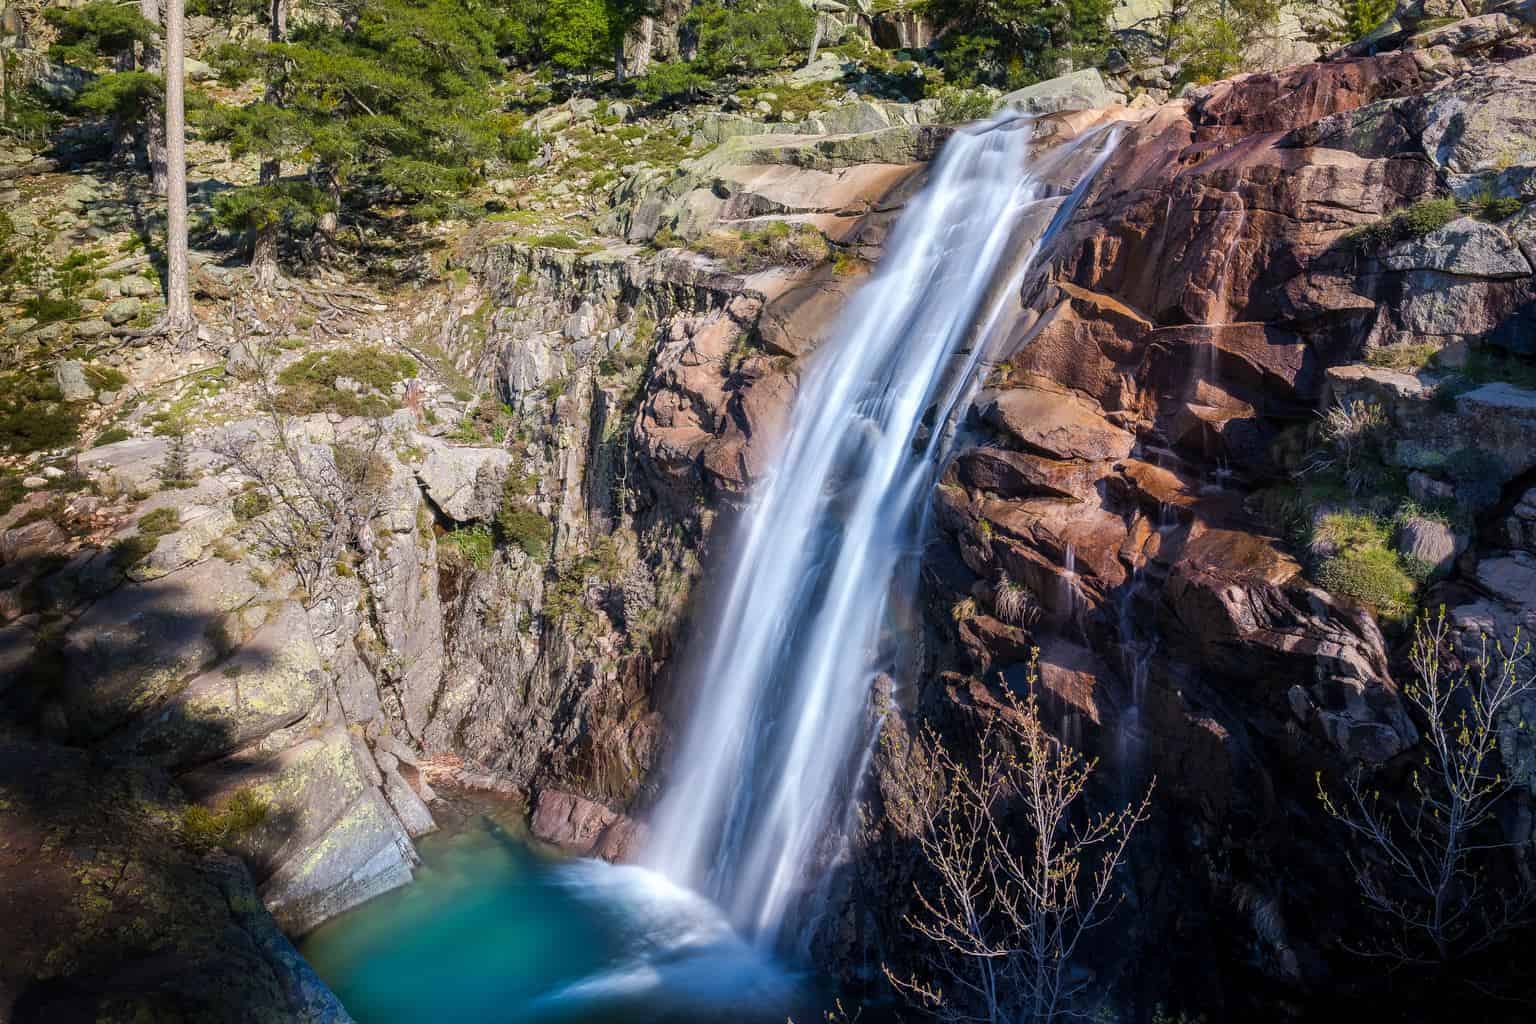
(982, 387), (1135, 462)
(530, 789), (641, 860)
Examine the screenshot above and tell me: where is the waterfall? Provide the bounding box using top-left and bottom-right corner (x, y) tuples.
(643, 113), (1123, 944)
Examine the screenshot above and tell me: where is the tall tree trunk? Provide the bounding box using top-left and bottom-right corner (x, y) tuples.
(613, 36), (625, 84)
(163, 0), (194, 345)
(140, 0), (166, 194)
(628, 17), (654, 79)
(808, 17), (824, 65)
(251, 0), (286, 290)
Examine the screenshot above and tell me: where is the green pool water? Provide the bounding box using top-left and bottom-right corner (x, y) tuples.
(299, 798), (822, 1024)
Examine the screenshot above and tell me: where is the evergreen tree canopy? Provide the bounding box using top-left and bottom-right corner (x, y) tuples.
(44, 1), (157, 66)
(543, 0), (611, 74)
(688, 0), (817, 75)
(919, 0), (1113, 87)
(75, 70), (163, 122)
(207, 0), (525, 236)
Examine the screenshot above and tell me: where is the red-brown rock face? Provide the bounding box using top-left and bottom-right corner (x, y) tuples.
(850, 46), (1536, 1019)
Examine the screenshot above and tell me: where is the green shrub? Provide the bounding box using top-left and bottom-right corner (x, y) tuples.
(1312, 510), (1389, 552)
(93, 426), (132, 447)
(1325, 0), (1395, 42)
(0, 475), (25, 518)
(527, 232), (584, 250)
(0, 369), (83, 454)
(1365, 342), (1439, 371)
(934, 87), (996, 124)
(275, 346), (417, 417)
(688, 0), (817, 75)
(1349, 197), (1459, 250)
(498, 494), (552, 562)
(181, 789), (270, 852)
(85, 365), (129, 391)
(1316, 546), (1417, 622)
(693, 222), (830, 272)
(21, 294), (83, 325)
(233, 489), (272, 521)
(440, 524), (494, 570)
(1477, 193), (1525, 222)
(636, 61), (710, 104)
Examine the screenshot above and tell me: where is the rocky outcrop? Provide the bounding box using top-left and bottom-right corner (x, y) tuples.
(842, 37), (1536, 1021)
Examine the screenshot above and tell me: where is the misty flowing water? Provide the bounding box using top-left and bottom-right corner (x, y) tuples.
(304, 115), (1118, 1022)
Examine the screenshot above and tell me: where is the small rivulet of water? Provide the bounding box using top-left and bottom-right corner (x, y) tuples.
(643, 112), (1124, 948)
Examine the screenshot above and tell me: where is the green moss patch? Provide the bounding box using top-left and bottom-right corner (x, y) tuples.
(0, 368), (84, 454)
(275, 346), (417, 417)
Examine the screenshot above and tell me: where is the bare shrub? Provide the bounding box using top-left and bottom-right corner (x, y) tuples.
(216, 334), (393, 604)
(1319, 610), (1536, 964)
(884, 654), (1154, 1023)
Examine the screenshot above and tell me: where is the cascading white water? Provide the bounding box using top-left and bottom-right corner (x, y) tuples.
(642, 113), (1123, 944)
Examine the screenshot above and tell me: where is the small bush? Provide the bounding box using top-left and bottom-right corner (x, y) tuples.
(636, 61), (709, 104)
(498, 495), (552, 562)
(93, 426), (132, 447)
(233, 489), (272, 521)
(934, 87), (996, 124)
(22, 294), (83, 325)
(275, 346), (416, 417)
(1365, 343), (1440, 371)
(1476, 193), (1525, 223)
(1311, 510), (1389, 555)
(0, 475), (25, 518)
(1349, 197), (1458, 251)
(440, 524), (494, 571)
(1316, 546), (1417, 622)
(0, 369), (83, 454)
(528, 232), (584, 250)
(693, 222), (830, 273)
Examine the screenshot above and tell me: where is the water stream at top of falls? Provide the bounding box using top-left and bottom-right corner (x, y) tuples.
(642, 113), (1123, 945)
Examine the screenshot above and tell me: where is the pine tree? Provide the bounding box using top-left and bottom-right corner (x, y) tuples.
(45, 1), (159, 165)
(545, 0), (609, 77)
(139, 0), (166, 194)
(606, 0), (654, 83)
(162, 0), (194, 345)
(207, 0), (518, 276)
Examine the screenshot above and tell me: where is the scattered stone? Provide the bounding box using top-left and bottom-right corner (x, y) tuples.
(41, 466), (65, 480)
(102, 297), (143, 326)
(117, 273), (159, 298)
(21, 476), (46, 489)
(5, 317), (36, 338)
(53, 359), (93, 402)
(73, 319), (111, 339)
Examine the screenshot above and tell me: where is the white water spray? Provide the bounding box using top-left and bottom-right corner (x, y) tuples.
(642, 114), (1122, 944)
